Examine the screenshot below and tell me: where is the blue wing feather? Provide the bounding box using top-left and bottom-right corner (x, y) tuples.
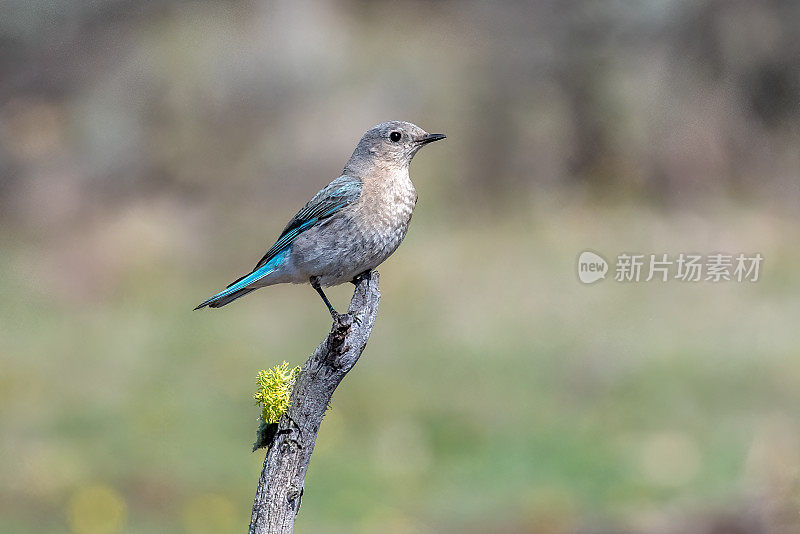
(252, 175), (362, 270)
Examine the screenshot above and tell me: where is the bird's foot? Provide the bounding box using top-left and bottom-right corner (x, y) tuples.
(332, 311), (351, 326)
(350, 270), (372, 286)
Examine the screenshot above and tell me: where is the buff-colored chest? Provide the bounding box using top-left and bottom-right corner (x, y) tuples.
(346, 166), (417, 267)
(354, 167), (416, 233)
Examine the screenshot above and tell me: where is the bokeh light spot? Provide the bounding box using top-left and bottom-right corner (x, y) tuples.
(68, 484), (127, 534)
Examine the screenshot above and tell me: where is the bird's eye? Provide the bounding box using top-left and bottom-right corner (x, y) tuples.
(389, 131), (402, 142)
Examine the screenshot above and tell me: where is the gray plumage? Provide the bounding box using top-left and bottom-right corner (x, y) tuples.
(195, 120), (445, 314)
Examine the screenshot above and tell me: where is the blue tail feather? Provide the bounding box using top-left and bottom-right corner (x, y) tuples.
(205, 287), (256, 308)
(194, 248), (290, 310)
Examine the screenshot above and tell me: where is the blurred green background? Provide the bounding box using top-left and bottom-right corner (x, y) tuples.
(1, 1), (799, 533)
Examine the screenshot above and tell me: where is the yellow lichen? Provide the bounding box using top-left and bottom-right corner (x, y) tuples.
(254, 361), (301, 424)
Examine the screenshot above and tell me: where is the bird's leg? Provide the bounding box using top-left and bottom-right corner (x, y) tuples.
(310, 276), (339, 319)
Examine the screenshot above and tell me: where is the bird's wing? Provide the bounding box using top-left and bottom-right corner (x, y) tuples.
(194, 175), (362, 309)
(252, 175), (363, 271)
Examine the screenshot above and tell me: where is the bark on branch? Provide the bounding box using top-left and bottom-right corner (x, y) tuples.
(248, 271), (381, 534)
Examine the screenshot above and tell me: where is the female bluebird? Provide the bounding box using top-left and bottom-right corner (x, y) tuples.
(195, 121), (445, 317)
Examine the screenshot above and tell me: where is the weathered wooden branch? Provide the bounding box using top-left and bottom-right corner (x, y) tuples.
(248, 271), (381, 534)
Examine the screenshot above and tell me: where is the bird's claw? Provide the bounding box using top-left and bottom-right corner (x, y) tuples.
(333, 312), (350, 326)
(350, 270), (371, 286)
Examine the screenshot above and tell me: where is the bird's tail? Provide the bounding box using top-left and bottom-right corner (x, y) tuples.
(194, 248), (290, 310)
(194, 267), (269, 310)
(194, 274), (257, 309)
(196, 287), (256, 309)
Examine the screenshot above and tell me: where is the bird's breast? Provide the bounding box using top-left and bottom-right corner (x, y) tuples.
(352, 169), (417, 255)
(359, 171), (415, 230)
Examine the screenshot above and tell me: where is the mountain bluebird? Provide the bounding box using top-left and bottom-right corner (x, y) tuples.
(195, 121), (446, 317)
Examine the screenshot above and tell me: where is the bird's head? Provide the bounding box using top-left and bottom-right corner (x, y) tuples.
(346, 120), (446, 174)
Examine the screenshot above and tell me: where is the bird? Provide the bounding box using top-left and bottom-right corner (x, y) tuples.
(194, 120), (446, 317)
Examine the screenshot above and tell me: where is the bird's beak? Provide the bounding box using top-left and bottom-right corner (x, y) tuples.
(417, 133), (446, 145)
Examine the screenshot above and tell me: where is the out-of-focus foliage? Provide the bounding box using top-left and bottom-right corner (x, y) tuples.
(1, 0), (799, 223)
(1, 1), (799, 533)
